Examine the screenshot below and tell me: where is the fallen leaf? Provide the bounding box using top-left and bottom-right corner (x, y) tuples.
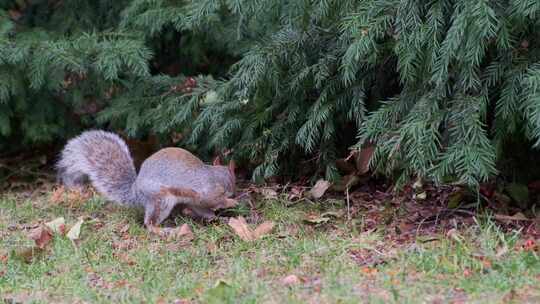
(67, 217), (84, 241)
(228, 217), (275, 241)
(45, 217), (66, 234)
(413, 192), (427, 200)
(228, 217), (253, 241)
(355, 145), (375, 174)
(446, 228), (462, 242)
(112, 239), (136, 251)
(148, 224), (194, 242)
(482, 259), (492, 269)
(361, 267), (378, 275)
(252, 221), (275, 239)
(493, 212), (531, 222)
(310, 179), (331, 199)
(287, 186), (305, 201)
(281, 274), (302, 286)
(28, 225), (53, 249)
(113, 279), (128, 288)
(320, 211), (343, 218)
(171, 224), (194, 241)
(303, 214), (331, 225)
(260, 188), (278, 199)
(412, 179), (423, 190)
(117, 223), (130, 234)
(49, 186), (66, 204)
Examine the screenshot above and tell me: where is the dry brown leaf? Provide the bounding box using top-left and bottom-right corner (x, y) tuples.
(252, 221), (275, 239)
(45, 217), (66, 234)
(281, 274), (302, 286)
(228, 216), (253, 241)
(287, 186), (305, 201)
(28, 225), (53, 249)
(115, 252), (136, 266)
(50, 186), (93, 207)
(355, 145), (375, 174)
(148, 224), (194, 242)
(117, 223), (130, 234)
(493, 212), (531, 222)
(172, 224), (194, 241)
(228, 217), (275, 241)
(49, 186), (66, 204)
(310, 179), (331, 199)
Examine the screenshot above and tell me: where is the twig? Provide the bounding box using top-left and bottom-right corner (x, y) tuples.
(346, 186), (351, 221)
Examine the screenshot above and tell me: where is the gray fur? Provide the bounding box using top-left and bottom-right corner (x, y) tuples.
(57, 130), (236, 226)
(57, 130), (140, 207)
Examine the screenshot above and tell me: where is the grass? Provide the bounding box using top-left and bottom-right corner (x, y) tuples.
(1, 191), (539, 303)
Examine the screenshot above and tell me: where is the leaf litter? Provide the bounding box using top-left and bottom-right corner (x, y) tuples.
(228, 216), (275, 241)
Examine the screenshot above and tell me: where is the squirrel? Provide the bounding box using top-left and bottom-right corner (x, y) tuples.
(56, 130), (237, 227)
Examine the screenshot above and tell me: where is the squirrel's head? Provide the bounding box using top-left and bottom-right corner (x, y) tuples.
(212, 158), (236, 197)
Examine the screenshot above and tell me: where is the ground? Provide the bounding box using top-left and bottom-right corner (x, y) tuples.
(1, 185), (539, 304)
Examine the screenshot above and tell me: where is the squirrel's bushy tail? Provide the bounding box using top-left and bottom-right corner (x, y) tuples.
(57, 130), (138, 206)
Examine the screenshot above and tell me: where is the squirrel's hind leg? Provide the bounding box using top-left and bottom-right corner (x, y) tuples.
(143, 197), (178, 227)
(144, 186), (202, 227)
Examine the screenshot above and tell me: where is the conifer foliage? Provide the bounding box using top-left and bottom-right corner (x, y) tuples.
(0, 0), (152, 149)
(2, 0), (540, 185)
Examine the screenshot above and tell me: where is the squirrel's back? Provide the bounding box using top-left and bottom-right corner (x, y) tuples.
(57, 130), (138, 206)
(136, 147), (236, 203)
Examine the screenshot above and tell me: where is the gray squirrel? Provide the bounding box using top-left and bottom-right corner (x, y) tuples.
(57, 130), (237, 227)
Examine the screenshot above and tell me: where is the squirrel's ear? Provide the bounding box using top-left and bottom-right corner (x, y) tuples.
(228, 160), (236, 175)
(213, 156), (222, 166)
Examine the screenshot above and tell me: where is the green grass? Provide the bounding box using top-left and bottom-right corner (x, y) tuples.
(1, 193), (539, 303)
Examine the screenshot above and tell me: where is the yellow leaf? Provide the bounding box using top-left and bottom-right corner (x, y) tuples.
(45, 217), (66, 234)
(67, 217), (84, 241)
